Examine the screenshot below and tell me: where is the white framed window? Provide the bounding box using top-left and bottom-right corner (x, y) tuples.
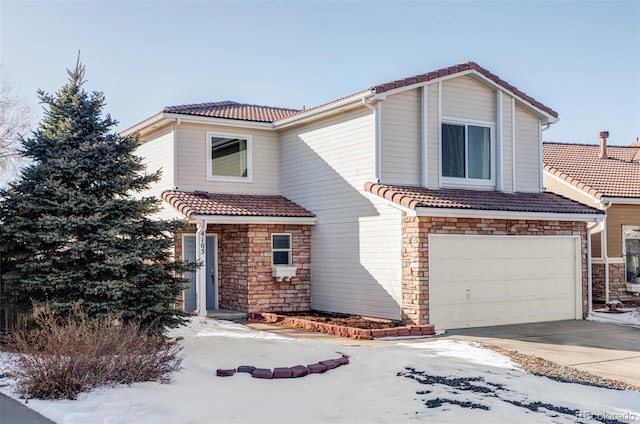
(206, 131), (253, 182)
(272, 233), (292, 266)
(623, 225), (640, 282)
(441, 121), (494, 187)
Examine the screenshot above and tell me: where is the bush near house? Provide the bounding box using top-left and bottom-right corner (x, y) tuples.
(0, 58), (196, 334)
(10, 304), (183, 400)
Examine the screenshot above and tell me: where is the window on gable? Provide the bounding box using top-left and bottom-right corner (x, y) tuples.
(442, 123), (492, 182)
(272, 234), (292, 266)
(206, 132), (252, 182)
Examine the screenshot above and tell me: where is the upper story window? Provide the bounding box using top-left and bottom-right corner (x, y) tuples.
(272, 233), (292, 266)
(441, 122), (494, 187)
(206, 131), (253, 182)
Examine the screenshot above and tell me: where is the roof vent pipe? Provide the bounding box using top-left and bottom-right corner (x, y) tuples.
(599, 131), (609, 159)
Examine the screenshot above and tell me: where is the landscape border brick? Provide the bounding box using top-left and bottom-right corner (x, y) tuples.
(217, 355), (347, 380)
(249, 312), (435, 340)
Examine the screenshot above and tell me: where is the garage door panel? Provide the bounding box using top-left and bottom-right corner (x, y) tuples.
(507, 279), (574, 299)
(431, 281), (508, 303)
(506, 237), (575, 259)
(438, 302), (509, 329)
(507, 298), (575, 322)
(429, 237), (507, 260)
(429, 235), (580, 330)
(430, 258), (507, 282)
(506, 258), (574, 280)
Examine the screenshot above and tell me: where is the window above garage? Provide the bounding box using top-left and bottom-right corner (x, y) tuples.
(441, 121), (495, 189)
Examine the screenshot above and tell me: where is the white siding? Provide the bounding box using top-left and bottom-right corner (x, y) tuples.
(543, 173), (596, 205)
(135, 126), (180, 220)
(514, 104), (541, 192)
(441, 75), (495, 122)
(280, 107), (403, 320)
(175, 123), (279, 194)
(502, 95), (514, 192)
(380, 89), (421, 185)
(426, 84), (440, 189)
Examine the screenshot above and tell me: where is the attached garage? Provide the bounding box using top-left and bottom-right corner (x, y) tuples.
(429, 234), (582, 330)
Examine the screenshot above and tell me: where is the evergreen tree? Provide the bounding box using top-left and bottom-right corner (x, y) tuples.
(0, 59), (194, 333)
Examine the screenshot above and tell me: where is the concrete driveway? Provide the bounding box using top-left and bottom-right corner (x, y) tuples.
(441, 320), (640, 387)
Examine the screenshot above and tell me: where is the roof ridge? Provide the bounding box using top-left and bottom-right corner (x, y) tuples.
(163, 100), (299, 113)
(544, 141), (638, 148)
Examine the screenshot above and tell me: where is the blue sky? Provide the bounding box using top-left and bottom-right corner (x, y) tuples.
(1, 0), (639, 145)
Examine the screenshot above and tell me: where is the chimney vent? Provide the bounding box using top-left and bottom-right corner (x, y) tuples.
(599, 131), (609, 159)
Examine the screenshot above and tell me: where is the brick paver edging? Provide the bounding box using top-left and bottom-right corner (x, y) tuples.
(216, 355), (349, 379)
(250, 312), (435, 340)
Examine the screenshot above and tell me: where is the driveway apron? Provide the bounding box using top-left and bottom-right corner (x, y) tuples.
(441, 320), (640, 386)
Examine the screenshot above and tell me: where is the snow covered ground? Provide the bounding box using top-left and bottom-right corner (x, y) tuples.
(1, 314), (640, 424)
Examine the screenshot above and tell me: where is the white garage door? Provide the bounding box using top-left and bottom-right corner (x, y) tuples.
(429, 235), (581, 330)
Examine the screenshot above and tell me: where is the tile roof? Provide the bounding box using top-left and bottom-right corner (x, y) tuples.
(543, 142), (640, 199)
(370, 61), (558, 119)
(161, 62), (556, 125)
(161, 190), (315, 218)
(162, 101), (299, 123)
(365, 182), (603, 215)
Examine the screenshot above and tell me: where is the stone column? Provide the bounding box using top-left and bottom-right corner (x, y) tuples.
(401, 214), (429, 325)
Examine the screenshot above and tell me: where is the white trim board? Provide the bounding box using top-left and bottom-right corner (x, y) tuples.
(192, 215), (317, 225)
(591, 257), (625, 264)
(414, 207), (604, 222)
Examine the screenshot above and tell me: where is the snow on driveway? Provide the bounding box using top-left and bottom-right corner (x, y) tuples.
(1, 317), (639, 424)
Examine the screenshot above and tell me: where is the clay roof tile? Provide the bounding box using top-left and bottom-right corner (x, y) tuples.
(161, 191), (315, 218)
(543, 142), (640, 199)
(365, 183), (602, 215)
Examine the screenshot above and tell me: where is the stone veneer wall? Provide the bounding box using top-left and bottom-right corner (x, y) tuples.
(400, 216), (588, 325)
(592, 262), (640, 305)
(175, 224), (311, 313)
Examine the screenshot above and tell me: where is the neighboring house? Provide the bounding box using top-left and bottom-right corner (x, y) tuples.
(123, 61), (603, 330)
(543, 134), (640, 306)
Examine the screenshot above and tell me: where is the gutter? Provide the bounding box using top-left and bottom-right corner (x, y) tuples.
(121, 112), (274, 138)
(121, 112), (165, 137)
(539, 123), (551, 192)
(413, 207), (605, 223)
(192, 215), (317, 225)
(274, 90), (375, 129)
(600, 197), (640, 205)
(361, 96), (384, 182)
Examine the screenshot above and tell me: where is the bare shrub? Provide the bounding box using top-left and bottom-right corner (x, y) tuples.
(10, 304), (183, 400)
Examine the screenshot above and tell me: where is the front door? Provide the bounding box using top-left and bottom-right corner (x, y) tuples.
(205, 235), (216, 310)
(183, 235), (217, 312)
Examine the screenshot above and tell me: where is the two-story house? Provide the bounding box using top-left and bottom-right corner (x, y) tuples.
(123, 62), (603, 330)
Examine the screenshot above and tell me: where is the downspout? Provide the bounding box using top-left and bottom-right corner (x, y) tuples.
(600, 201), (612, 303)
(586, 221), (600, 314)
(362, 97), (382, 182)
(496, 91), (503, 191)
(539, 123), (551, 192)
(172, 118), (181, 189)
